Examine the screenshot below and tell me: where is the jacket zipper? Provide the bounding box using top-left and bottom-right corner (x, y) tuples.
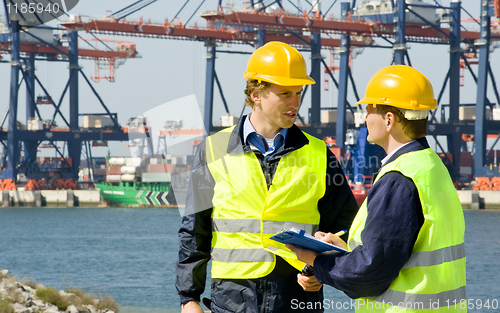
(260, 154), (270, 313)
(262, 157), (273, 189)
(260, 275), (268, 313)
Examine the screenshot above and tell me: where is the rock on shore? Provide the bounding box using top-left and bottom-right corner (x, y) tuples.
(0, 269), (117, 313)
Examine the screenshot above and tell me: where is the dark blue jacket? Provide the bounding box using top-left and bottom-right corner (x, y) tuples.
(313, 138), (428, 299)
(176, 115), (359, 313)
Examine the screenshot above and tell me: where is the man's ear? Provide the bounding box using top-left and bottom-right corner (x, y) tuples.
(385, 112), (396, 131)
(251, 89), (261, 105)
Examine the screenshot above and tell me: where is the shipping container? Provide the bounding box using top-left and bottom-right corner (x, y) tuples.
(125, 157), (142, 167)
(106, 175), (122, 182)
(109, 157), (126, 166)
(460, 166), (472, 175)
(329, 147), (341, 158)
(142, 172), (171, 182)
(121, 166), (137, 175)
(106, 166), (122, 175)
(83, 115), (114, 128)
(121, 174), (136, 182)
(147, 164), (175, 173)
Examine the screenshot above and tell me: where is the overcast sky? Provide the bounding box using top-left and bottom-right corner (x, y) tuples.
(1, 0), (498, 157)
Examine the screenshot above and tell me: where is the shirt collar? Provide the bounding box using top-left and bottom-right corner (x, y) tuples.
(243, 113), (288, 144)
(381, 140), (415, 166)
(226, 115), (308, 157)
(380, 137), (431, 167)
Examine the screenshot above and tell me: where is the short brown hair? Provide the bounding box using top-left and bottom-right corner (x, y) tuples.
(244, 79), (272, 108)
(375, 104), (428, 139)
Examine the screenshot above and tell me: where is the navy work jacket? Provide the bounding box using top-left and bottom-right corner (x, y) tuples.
(313, 138), (428, 299)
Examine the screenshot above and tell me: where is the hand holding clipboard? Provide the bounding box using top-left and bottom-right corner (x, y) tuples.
(270, 228), (349, 254)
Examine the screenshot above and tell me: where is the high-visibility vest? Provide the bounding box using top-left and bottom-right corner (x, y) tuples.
(206, 126), (327, 279)
(348, 148), (466, 312)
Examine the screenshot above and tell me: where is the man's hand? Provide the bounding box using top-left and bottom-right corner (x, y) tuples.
(286, 244), (319, 266)
(314, 231), (348, 250)
(287, 231), (348, 266)
(181, 301), (204, 313)
(297, 273), (322, 292)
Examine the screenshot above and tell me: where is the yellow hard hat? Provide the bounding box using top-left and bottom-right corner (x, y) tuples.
(243, 41), (315, 86)
(356, 65), (438, 111)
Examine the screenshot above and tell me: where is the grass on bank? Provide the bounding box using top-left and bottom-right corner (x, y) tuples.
(66, 288), (119, 310)
(0, 271), (14, 313)
(35, 287), (71, 311)
(0, 298), (14, 313)
(1, 268), (119, 312)
(36, 286), (120, 312)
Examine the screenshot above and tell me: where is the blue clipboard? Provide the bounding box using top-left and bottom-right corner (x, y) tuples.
(270, 228), (349, 254)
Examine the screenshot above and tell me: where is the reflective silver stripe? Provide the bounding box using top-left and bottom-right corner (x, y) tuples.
(348, 238), (361, 251)
(213, 219), (261, 233)
(368, 286), (466, 309)
(211, 248), (274, 263)
(403, 243), (466, 269)
(262, 221), (318, 235)
(212, 218), (318, 234)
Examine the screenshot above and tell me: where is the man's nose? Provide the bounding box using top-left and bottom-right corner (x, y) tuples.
(289, 96), (300, 109)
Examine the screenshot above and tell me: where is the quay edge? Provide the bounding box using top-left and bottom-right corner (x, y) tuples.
(1, 190), (100, 207)
(457, 190), (500, 210)
(1, 189), (500, 210)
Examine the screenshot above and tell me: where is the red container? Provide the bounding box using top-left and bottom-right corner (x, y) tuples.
(329, 147), (341, 158)
(147, 164), (175, 173)
(106, 166), (122, 175)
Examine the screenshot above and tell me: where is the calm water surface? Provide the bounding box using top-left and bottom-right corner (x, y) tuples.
(0, 208), (498, 312)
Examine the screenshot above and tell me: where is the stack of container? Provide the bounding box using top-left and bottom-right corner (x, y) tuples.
(105, 156), (178, 183)
(143, 156), (173, 182)
(38, 157), (73, 169)
(460, 151), (473, 182)
(106, 157), (123, 182)
(106, 157), (142, 183)
(78, 166), (106, 182)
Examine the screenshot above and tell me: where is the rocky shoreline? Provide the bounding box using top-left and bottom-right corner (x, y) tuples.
(0, 269), (118, 313)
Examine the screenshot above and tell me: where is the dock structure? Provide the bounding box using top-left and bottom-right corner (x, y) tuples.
(457, 190), (500, 210)
(1, 190), (101, 207)
(1, 0), (500, 188)
(1, 189), (498, 210)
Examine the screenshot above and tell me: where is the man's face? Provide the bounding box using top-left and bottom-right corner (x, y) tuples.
(253, 84), (303, 131)
(364, 104), (389, 146)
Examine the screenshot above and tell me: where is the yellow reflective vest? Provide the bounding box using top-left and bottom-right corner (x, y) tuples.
(206, 126), (327, 279)
(348, 148), (466, 312)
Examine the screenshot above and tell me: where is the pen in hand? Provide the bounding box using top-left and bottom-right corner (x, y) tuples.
(333, 230), (347, 237)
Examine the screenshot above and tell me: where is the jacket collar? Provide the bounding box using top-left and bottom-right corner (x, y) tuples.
(226, 115), (309, 159)
(372, 137), (430, 183)
(382, 137), (430, 167)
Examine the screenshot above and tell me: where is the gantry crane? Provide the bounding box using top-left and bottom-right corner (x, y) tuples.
(60, 0), (500, 182)
(3, 0), (500, 184)
(0, 5), (139, 181)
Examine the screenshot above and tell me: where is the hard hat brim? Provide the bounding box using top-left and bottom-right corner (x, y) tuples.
(244, 73), (316, 86)
(355, 97), (438, 110)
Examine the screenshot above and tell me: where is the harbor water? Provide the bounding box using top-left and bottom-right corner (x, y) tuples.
(0, 207), (499, 312)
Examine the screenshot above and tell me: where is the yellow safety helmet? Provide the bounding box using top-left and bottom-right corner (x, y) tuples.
(356, 65), (437, 119)
(243, 41), (315, 86)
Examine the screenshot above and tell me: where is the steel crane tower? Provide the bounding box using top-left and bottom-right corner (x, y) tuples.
(474, 0), (500, 177)
(0, 5), (139, 182)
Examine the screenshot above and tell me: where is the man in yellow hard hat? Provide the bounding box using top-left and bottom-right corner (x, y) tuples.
(289, 65), (467, 312)
(176, 41), (359, 312)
